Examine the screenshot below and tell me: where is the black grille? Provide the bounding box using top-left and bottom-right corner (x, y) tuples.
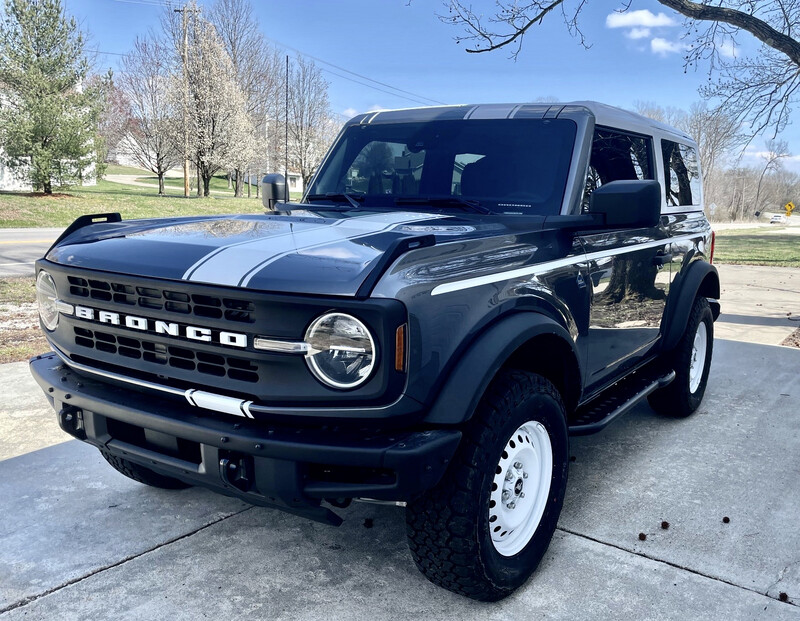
(73, 327), (259, 383)
(66, 276), (255, 323)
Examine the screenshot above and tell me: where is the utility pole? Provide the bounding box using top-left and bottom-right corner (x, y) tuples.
(176, 5), (190, 198)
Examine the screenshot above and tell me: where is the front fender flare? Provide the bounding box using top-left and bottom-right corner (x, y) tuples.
(423, 313), (580, 425)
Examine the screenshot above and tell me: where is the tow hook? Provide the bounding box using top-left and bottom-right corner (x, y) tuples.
(58, 406), (86, 440)
(219, 452), (255, 493)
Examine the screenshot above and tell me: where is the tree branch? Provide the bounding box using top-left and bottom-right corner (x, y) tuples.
(462, 0), (567, 54)
(658, 0), (800, 65)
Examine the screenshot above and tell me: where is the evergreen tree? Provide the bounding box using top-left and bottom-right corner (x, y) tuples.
(0, 0), (102, 193)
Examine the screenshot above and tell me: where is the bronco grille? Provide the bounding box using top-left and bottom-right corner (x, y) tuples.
(73, 326), (259, 383)
(66, 276), (255, 323)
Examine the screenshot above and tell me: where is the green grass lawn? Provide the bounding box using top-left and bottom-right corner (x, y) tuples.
(104, 163), (152, 175)
(0, 275), (35, 305)
(0, 179), (265, 227)
(135, 173), (238, 194)
(714, 230), (799, 267)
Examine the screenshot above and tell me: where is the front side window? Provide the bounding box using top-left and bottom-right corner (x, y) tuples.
(662, 140), (700, 206)
(583, 128), (653, 211)
(308, 118), (578, 216)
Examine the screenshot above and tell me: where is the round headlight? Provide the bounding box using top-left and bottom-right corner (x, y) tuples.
(36, 270), (59, 331)
(304, 312), (376, 389)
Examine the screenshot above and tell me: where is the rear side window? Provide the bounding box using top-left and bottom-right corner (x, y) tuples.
(583, 128), (653, 210)
(662, 140), (701, 206)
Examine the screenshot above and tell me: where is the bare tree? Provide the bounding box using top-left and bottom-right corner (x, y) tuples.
(441, 0), (800, 135)
(117, 35), (181, 194)
(635, 101), (744, 181)
(287, 56), (335, 188)
(210, 0), (283, 196)
(754, 139), (789, 213)
(88, 73), (132, 170)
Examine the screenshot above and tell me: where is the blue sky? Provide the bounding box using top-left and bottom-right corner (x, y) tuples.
(66, 0), (799, 172)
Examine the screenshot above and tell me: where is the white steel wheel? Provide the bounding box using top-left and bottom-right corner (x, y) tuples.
(689, 322), (708, 394)
(647, 296), (714, 418)
(489, 421), (553, 557)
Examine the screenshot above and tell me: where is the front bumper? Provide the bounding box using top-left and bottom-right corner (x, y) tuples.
(30, 353), (461, 525)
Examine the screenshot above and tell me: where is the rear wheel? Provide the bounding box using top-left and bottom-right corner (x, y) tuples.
(648, 296), (714, 417)
(405, 369), (569, 601)
(100, 450), (192, 490)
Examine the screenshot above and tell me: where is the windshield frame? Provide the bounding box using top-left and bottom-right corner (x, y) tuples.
(305, 117), (581, 217)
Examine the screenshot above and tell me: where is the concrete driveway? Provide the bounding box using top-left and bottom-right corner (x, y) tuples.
(1, 338), (798, 620)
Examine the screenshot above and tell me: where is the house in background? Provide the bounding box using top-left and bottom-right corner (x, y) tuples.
(0, 154), (29, 191)
(0, 145), (97, 192)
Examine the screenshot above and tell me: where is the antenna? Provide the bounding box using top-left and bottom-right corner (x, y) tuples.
(284, 54), (289, 192)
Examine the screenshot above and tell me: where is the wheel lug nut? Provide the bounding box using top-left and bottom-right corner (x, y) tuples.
(502, 490), (510, 500)
(523, 472), (528, 479)
(514, 461), (523, 469)
(507, 502), (516, 509)
(505, 471), (514, 481)
(520, 492), (525, 498)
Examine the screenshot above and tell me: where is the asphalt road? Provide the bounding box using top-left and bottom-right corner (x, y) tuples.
(0, 228), (63, 277)
(1, 338), (798, 620)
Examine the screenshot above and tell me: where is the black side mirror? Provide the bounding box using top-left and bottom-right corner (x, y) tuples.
(589, 180), (662, 229)
(262, 173), (288, 211)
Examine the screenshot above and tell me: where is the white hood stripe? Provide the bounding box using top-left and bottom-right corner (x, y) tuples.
(181, 217), (348, 281)
(185, 212), (441, 287)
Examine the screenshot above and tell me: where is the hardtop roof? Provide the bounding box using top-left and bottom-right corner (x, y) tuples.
(347, 101), (695, 145)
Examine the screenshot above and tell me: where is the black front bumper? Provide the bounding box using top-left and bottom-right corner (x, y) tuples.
(30, 353), (461, 525)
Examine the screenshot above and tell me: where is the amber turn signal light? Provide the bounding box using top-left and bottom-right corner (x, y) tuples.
(395, 324), (407, 372)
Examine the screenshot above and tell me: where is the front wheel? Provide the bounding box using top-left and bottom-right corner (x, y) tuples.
(648, 296), (714, 417)
(405, 370), (569, 601)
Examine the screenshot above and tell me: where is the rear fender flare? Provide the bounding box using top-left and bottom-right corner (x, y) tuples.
(662, 261), (720, 352)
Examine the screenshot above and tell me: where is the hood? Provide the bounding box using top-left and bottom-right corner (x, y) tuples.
(46, 209), (516, 296)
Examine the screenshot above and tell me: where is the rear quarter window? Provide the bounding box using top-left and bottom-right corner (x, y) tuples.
(661, 140), (701, 207)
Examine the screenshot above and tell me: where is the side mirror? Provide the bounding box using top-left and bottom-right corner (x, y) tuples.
(262, 173), (288, 211)
(588, 180), (662, 229)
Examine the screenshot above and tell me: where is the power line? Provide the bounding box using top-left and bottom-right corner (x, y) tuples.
(88, 49), (126, 57)
(107, 0), (171, 7)
(101, 0), (446, 107)
(318, 67), (434, 107)
(265, 36), (446, 106)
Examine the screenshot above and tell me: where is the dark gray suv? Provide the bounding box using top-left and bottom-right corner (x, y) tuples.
(31, 101), (719, 600)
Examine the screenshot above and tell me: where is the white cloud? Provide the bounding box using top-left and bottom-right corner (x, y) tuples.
(651, 37), (688, 56)
(342, 107), (358, 118)
(368, 105), (386, 112)
(743, 149), (800, 161)
(718, 41), (738, 58)
(626, 27), (651, 39)
(606, 10), (677, 29)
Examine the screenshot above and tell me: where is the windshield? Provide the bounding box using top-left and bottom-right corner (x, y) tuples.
(307, 118), (577, 215)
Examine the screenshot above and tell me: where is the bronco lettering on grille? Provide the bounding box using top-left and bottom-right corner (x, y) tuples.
(70, 305), (247, 348)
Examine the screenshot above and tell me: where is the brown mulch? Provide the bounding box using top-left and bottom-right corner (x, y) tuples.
(0, 191), (74, 199)
(780, 327), (800, 348)
(0, 302), (49, 363)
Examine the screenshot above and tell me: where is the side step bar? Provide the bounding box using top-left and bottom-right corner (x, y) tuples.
(569, 369), (676, 436)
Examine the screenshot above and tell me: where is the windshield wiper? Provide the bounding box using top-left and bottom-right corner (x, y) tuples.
(305, 192), (365, 209)
(394, 196), (492, 215)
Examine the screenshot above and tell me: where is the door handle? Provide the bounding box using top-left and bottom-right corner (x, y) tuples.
(653, 252), (673, 266)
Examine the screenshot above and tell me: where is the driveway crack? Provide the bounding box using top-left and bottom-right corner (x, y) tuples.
(0, 506), (252, 616)
(557, 526), (797, 608)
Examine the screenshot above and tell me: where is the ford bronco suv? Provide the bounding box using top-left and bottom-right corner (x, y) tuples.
(31, 102), (719, 601)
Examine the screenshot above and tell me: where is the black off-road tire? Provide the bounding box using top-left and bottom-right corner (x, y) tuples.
(405, 369), (569, 601)
(648, 296), (714, 417)
(100, 449), (192, 490)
